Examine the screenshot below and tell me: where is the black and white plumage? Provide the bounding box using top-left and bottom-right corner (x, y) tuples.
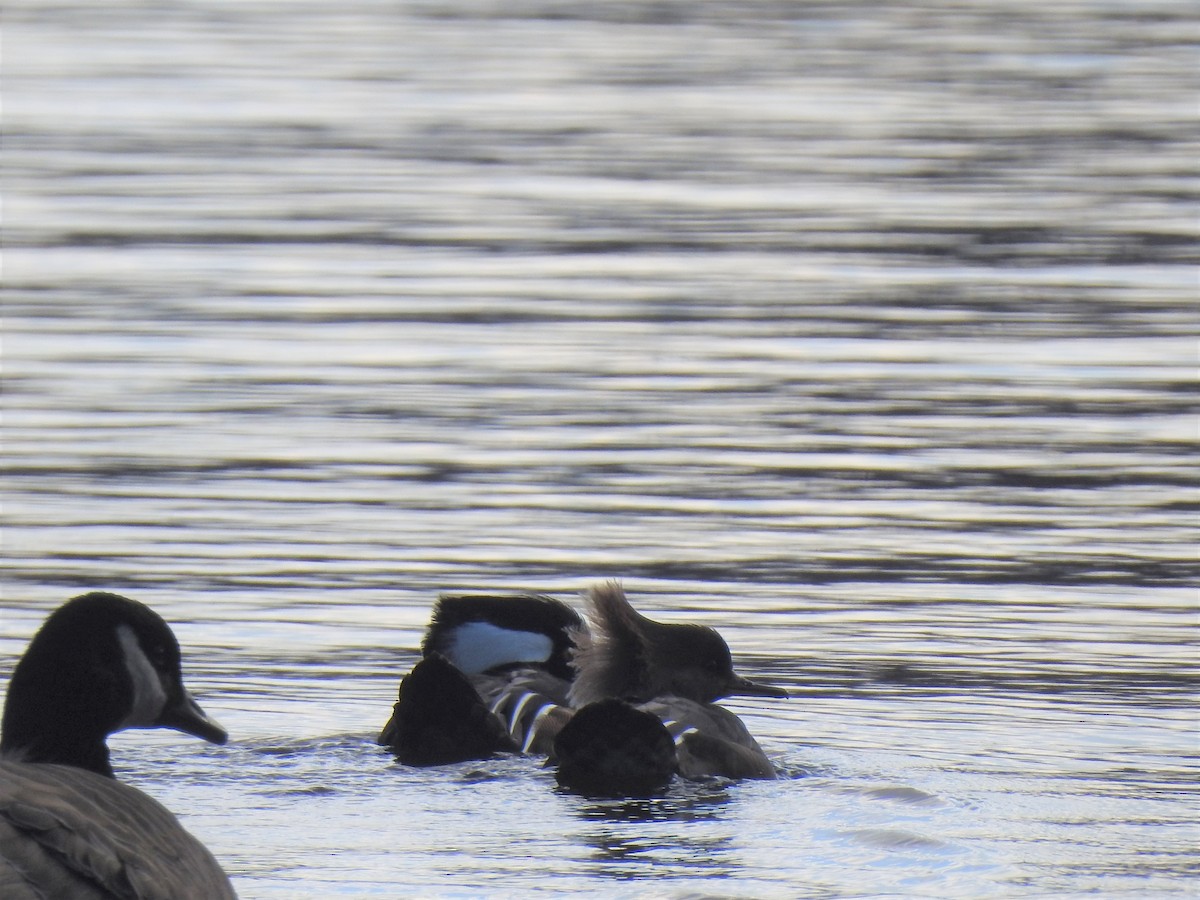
(421, 592), (583, 683)
(380, 593), (580, 765)
(0, 592), (235, 899)
(379, 582), (787, 794)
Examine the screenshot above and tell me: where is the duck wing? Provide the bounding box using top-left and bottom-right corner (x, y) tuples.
(638, 697), (777, 780)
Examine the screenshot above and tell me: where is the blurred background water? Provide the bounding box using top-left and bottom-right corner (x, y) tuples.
(2, 1), (1197, 897)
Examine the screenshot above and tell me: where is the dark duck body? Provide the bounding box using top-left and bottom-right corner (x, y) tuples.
(0, 592), (235, 899)
(379, 582), (787, 795)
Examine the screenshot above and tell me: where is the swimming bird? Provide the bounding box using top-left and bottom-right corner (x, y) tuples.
(379, 582), (787, 794)
(0, 591), (236, 899)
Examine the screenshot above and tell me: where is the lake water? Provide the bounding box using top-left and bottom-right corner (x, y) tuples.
(2, 0), (1197, 897)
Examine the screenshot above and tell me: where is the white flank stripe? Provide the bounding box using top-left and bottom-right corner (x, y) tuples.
(522, 705), (557, 753)
(507, 692), (537, 734)
(673, 727), (698, 746)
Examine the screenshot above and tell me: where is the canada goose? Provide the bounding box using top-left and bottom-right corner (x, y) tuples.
(0, 591), (236, 898)
(380, 582), (787, 794)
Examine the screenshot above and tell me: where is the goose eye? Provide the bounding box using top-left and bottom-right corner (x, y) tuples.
(146, 643), (170, 670)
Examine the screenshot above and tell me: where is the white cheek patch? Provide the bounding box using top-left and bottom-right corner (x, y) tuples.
(117, 624), (168, 728)
(445, 622), (553, 675)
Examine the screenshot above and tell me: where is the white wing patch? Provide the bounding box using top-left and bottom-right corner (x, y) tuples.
(444, 622), (553, 674)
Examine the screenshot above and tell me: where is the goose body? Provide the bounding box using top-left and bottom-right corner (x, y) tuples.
(0, 592), (235, 899)
(0, 761), (232, 899)
(381, 582), (787, 794)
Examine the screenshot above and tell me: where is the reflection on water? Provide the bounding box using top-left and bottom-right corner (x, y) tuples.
(576, 781), (736, 834)
(3, 0), (1197, 896)
(574, 789), (739, 880)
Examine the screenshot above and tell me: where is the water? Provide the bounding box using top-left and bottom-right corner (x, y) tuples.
(2, 0), (1197, 896)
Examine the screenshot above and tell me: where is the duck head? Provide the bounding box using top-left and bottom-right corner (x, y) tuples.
(568, 582), (788, 707)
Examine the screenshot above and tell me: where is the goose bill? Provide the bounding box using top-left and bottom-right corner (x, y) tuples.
(157, 689), (228, 745)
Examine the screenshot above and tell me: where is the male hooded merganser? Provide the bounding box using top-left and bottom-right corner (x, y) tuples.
(0, 592), (235, 898)
(379, 582), (787, 795)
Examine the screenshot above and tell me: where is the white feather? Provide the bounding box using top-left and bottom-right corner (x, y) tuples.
(445, 622), (553, 674)
(116, 625), (166, 728)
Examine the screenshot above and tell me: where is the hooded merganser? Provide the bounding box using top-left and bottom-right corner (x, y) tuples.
(0, 592), (235, 898)
(379, 582), (787, 794)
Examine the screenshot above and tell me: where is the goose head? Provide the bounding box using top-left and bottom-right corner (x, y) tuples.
(1, 592), (227, 777)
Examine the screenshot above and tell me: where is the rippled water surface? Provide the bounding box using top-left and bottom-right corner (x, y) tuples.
(3, 1), (1198, 897)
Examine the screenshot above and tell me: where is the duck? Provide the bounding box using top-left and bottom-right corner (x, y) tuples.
(0, 591), (236, 899)
(379, 582), (787, 795)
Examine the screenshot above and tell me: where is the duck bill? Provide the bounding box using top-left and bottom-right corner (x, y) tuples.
(728, 673), (789, 699)
(157, 688), (229, 745)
